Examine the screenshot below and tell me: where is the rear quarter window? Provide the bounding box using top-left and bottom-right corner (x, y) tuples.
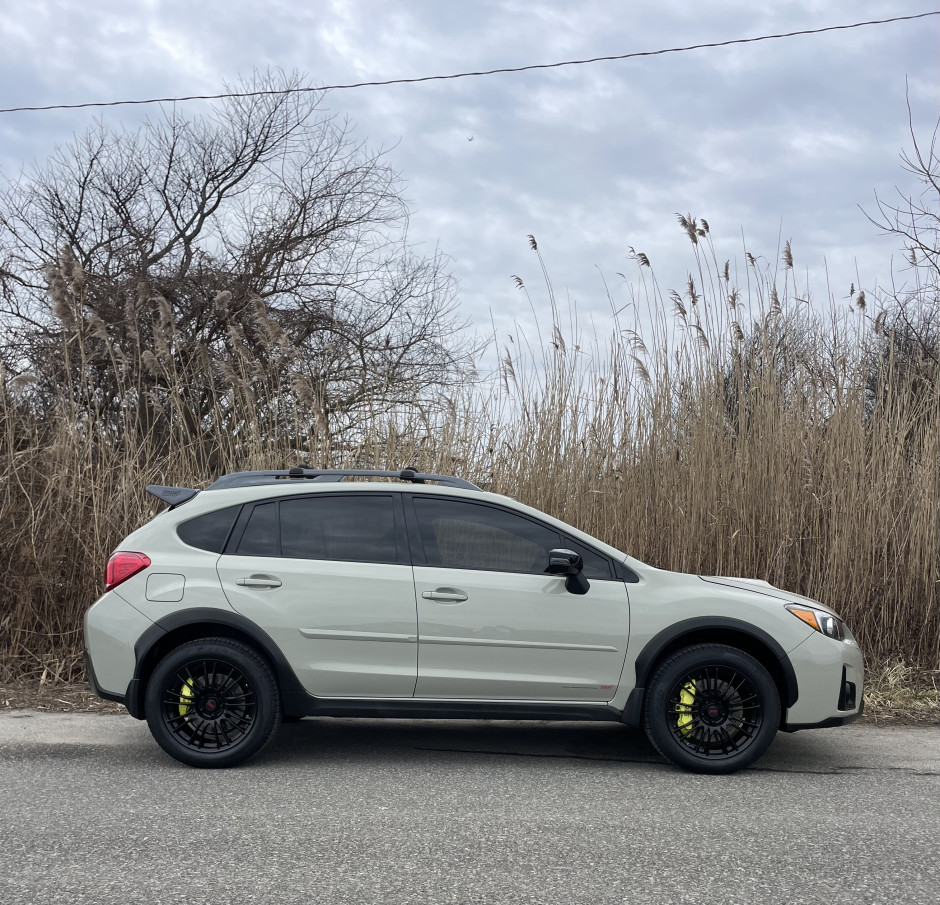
(176, 505), (241, 553)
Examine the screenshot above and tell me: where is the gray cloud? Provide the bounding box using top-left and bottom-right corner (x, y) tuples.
(0, 0), (936, 349)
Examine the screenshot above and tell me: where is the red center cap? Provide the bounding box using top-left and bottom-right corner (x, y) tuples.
(207, 699), (217, 710)
(707, 705), (719, 716)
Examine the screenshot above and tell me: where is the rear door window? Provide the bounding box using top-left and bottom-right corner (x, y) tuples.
(280, 495), (399, 563)
(235, 502), (279, 556)
(230, 494), (401, 564)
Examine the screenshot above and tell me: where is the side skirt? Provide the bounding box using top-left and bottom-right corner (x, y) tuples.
(288, 697), (625, 723)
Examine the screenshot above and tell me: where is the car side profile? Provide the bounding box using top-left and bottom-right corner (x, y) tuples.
(84, 467), (864, 773)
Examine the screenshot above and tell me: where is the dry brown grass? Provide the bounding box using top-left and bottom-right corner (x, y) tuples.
(0, 680), (127, 714)
(1, 225), (939, 687)
(863, 660), (940, 724)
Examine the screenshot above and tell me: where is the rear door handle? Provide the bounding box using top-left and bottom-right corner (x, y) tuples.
(421, 588), (468, 603)
(235, 575), (282, 589)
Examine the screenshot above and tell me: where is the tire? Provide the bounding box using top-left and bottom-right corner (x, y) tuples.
(642, 643), (780, 774)
(145, 637), (281, 768)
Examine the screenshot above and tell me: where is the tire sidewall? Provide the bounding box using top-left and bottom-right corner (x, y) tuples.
(643, 644), (781, 774)
(145, 638), (280, 768)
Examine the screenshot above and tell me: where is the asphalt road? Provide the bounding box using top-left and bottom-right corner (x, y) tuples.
(1, 713), (938, 905)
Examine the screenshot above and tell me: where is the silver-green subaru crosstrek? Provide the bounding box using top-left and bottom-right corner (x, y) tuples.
(84, 467), (864, 773)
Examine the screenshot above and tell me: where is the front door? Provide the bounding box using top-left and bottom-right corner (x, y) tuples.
(409, 496), (630, 701)
(217, 492), (418, 698)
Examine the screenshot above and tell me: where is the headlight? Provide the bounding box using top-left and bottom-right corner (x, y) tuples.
(785, 604), (845, 641)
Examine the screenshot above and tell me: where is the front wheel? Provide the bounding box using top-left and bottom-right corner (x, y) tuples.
(145, 638), (281, 768)
(643, 644), (780, 774)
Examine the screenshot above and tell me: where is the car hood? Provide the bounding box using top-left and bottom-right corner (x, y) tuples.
(699, 575), (838, 616)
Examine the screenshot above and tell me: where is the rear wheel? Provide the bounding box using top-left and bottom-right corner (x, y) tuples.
(145, 638), (280, 768)
(643, 643), (780, 774)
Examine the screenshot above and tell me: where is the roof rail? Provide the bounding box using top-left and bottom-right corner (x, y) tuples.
(206, 467), (481, 492)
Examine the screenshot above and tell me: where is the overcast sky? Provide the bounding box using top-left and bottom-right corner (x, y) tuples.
(1, 0), (937, 350)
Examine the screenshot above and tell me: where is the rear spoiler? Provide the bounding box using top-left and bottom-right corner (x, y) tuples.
(146, 485), (199, 509)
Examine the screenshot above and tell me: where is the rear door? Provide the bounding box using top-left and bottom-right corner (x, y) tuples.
(217, 491), (418, 698)
(408, 495), (630, 701)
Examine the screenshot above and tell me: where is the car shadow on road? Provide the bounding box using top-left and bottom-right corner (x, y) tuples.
(263, 718), (920, 776)
(265, 718), (667, 768)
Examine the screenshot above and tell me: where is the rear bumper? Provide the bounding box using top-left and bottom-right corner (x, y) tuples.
(84, 590), (155, 709)
(84, 650), (125, 705)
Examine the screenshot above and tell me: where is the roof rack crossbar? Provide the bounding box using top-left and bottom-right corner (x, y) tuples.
(206, 468), (481, 492)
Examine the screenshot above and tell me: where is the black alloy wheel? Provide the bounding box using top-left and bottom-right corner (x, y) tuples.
(643, 643), (780, 774)
(145, 638), (281, 768)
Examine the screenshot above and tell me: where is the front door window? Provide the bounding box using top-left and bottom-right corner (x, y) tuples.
(413, 497), (559, 573)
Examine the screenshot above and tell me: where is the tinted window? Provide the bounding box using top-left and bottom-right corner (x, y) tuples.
(562, 537), (613, 580)
(236, 502), (279, 556)
(177, 505), (240, 553)
(280, 495), (398, 563)
(414, 498), (560, 573)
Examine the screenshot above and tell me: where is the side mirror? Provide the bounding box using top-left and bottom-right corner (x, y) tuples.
(548, 549), (582, 574)
(548, 549), (590, 595)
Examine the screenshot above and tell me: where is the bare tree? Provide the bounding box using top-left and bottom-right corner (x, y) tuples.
(863, 109), (940, 418)
(866, 107), (940, 292)
(0, 70), (473, 453)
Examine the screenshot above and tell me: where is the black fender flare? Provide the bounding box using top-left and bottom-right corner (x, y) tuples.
(125, 608), (310, 719)
(621, 616), (799, 727)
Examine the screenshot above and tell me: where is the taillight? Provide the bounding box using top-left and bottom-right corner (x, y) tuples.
(105, 552), (151, 590)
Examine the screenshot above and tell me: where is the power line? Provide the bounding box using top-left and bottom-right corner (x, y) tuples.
(0, 11), (936, 115)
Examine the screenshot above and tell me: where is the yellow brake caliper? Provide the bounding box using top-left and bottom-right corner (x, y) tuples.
(676, 680), (696, 737)
(179, 678), (195, 717)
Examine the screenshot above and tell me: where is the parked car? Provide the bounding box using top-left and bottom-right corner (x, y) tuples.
(85, 467), (863, 773)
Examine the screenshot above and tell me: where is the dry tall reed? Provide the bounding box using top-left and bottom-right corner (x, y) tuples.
(2, 226), (938, 681)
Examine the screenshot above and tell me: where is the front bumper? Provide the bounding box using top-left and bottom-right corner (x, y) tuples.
(783, 696), (864, 731)
(781, 629), (865, 730)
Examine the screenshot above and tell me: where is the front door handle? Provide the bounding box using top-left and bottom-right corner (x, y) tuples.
(235, 575), (282, 589)
(421, 588), (468, 603)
